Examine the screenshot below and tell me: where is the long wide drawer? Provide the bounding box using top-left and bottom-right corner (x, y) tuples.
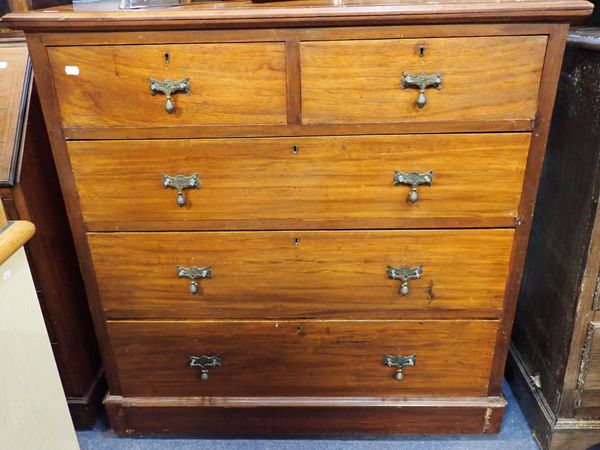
(47, 43), (287, 129)
(70, 134), (530, 231)
(107, 320), (499, 397)
(89, 229), (513, 319)
(301, 36), (547, 124)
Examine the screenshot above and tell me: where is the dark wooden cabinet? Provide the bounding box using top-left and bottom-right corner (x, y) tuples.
(0, 40), (105, 428)
(507, 28), (600, 450)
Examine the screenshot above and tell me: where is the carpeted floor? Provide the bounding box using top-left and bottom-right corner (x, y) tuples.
(77, 381), (537, 449)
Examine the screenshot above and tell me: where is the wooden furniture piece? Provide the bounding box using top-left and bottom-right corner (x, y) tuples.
(506, 28), (600, 450)
(0, 37), (104, 429)
(0, 206), (79, 450)
(0, 40), (28, 185)
(4, 0), (593, 436)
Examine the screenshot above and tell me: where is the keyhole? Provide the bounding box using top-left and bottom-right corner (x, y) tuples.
(292, 145), (299, 154)
(164, 52), (170, 64)
(418, 45), (425, 57)
(296, 325), (303, 334)
(293, 237), (300, 246)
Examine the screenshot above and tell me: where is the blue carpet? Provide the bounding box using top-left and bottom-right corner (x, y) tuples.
(77, 381), (536, 449)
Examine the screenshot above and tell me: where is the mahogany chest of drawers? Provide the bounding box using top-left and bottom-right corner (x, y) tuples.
(4, 0), (593, 436)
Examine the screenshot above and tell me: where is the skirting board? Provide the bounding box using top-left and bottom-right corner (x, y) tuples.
(104, 394), (506, 436)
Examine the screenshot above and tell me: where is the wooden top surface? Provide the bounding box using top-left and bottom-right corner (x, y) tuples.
(2, 0), (594, 31)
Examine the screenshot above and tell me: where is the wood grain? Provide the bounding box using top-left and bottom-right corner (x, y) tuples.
(25, 33), (124, 394)
(285, 39), (302, 125)
(10, 4), (583, 436)
(7, 0), (31, 12)
(36, 23), (557, 47)
(0, 42), (29, 184)
(0, 198), (6, 227)
(88, 229), (513, 319)
(3, 0), (593, 32)
(47, 43), (287, 129)
(62, 120), (534, 141)
(104, 395), (505, 436)
(563, 168), (600, 416)
(69, 134), (530, 231)
(301, 36), (547, 124)
(512, 335), (600, 449)
(37, 24), (551, 140)
(509, 35), (600, 419)
(575, 323), (600, 409)
(107, 319), (499, 397)
(0, 82), (104, 429)
(487, 24), (569, 396)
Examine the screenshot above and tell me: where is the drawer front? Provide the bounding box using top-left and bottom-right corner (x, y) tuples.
(89, 230), (513, 319)
(301, 36), (547, 124)
(108, 320), (498, 397)
(47, 43), (287, 129)
(69, 134), (530, 231)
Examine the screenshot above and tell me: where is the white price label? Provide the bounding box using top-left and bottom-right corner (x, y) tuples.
(65, 65), (80, 76)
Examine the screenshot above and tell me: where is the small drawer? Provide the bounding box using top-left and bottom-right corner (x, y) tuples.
(88, 229), (513, 319)
(69, 133), (530, 231)
(301, 36), (547, 124)
(107, 319), (498, 397)
(47, 43), (287, 129)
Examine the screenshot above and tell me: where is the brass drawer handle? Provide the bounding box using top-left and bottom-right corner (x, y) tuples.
(401, 72), (443, 109)
(393, 170), (433, 204)
(387, 265), (423, 296)
(149, 78), (190, 113)
(162, 173), (200, 207)
(177, 265), (212, 294)
(384, 354), (416, 381)
(189, 355), (221, 381)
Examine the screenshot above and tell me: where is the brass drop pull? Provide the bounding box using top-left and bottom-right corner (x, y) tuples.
(384, 354), (416, 381)
(162, 173), (200, 207)
(401, 72), (443, 109)
(393, 171), (433, 204)
(387, 265), (423, 296)
(149, 78), (190, 113)
(177, 265), (212, 294)
(188, 355), (221, 381)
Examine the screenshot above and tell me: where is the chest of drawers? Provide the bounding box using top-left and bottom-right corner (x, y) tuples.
(4, 0), (593, 436)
